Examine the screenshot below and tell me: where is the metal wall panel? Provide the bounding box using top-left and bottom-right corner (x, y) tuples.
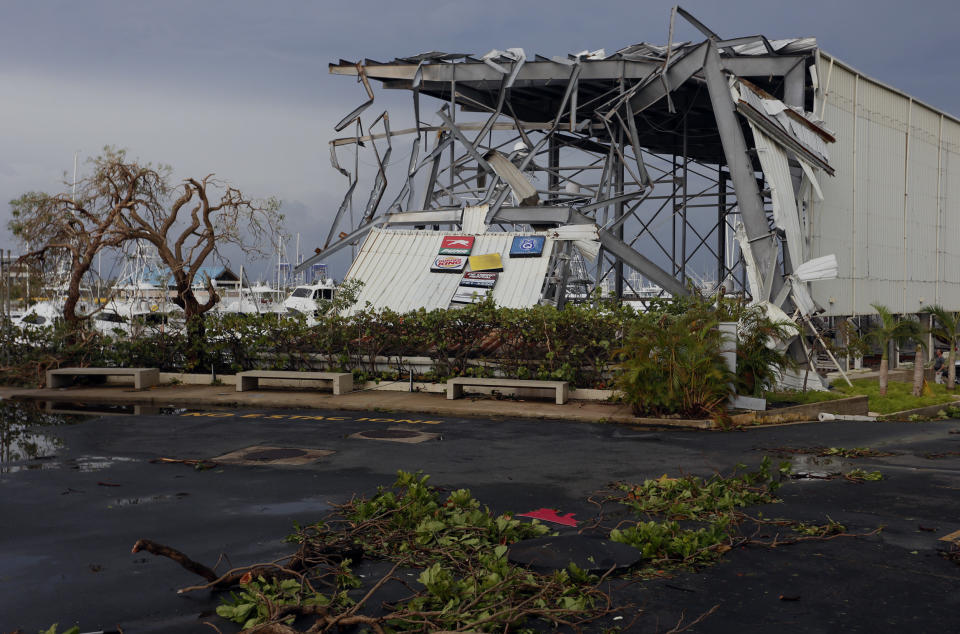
(810, 60), (857, 315)
(859, 79), (908, 313)
(341, 229), (555, 314)
(811, 52), (960, 316)
(941, 121), (960, 304)
(905, 103), (941, 310)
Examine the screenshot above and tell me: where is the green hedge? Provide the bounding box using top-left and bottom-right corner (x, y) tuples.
(0, 295), (790, 420)
(0, 299), (636, 389)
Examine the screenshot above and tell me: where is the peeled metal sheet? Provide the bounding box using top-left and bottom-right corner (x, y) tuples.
(550, 224), (600, 262)
(734, 222), (763, 302)
(750, 123), (806, 272)
(461, 205), (489, 234)
(793, 254), (838, 282)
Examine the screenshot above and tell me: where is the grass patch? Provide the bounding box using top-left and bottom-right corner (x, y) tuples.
(768, 379), (959, 415)
(832, 379), (958, 414)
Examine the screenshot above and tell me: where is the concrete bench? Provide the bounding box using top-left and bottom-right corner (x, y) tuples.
(446, 377), (568, 405)
(46, 367), (160, 391)
(236, 370), (353, 395)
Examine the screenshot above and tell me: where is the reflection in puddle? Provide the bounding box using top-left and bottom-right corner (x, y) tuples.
(70, 455), (139, 472)
(113, 492), (190, 506)
(0, 400), (88, 474)
(243, 497), (332, 515)
(2, 400), (186, 474)
(790, 454), (845, 480)
(43, 401), (184, 417)
(2, 454), (140, 474)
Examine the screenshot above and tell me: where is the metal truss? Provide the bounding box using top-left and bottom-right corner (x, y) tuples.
(297, 9), (825, 309)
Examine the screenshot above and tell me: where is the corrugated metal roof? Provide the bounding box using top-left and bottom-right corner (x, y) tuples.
(341, 229), (555, 315)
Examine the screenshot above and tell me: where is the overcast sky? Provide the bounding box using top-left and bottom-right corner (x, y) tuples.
(2, 0), (957, 280)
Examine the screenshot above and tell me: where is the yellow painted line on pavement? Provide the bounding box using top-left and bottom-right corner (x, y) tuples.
(179, 411), (444, 424)
(939, 529), (960, 544)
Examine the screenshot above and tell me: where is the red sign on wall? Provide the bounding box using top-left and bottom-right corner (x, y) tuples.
(439, 236), (475, 255)
(431, 255), (468, 273)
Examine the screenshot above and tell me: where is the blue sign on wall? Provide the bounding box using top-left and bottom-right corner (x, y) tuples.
(509, 235), (545, 257)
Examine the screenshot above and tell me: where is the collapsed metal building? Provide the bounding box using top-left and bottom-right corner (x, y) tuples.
(296, 8), (960, 332)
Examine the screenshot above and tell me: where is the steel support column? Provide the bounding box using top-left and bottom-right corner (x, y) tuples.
(702, 42), (780, 302)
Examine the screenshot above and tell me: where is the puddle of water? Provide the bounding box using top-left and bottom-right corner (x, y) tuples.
(113, 492), (190, 506)
(70, 455), (139, 472)
(789, 454), (845, 480)
(0, 400), (89, 474)
(41, 401), (185, 417)
(241, 497), (332, 515)
(2, 454), (140, 474)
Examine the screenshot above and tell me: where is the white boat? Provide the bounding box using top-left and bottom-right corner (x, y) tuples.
(283, 279), (337, 321)
(213, 283), (286, 316)
(14, 299), (69, 330)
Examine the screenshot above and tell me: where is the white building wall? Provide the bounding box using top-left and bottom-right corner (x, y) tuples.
(812, 51), (960, 316)
(905, 103), (941, 311)
(941, 121), (960, 300)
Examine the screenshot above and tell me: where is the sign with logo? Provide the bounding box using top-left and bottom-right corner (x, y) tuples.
(460, 271), (498, 288)
(469, 253), (503, 272)
(452, 287), (492, 304)
(439, 236), (475, 255)
(509, 235), (546, 257)
(431, 255), (468, 273)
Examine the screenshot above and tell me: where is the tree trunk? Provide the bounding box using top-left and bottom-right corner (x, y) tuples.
(878, 357), (889, 396)
(949, 345), (956, 391)
(179, 291), (207, 372)
(62, 257), (88, 327)
(912, 342), (925, 397)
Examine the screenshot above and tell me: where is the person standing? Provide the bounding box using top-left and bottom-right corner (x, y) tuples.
(934, 349), (946, 384)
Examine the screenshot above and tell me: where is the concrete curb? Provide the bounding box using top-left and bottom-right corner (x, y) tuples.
(877, 396), (960, 421)
(733, 396), (870, 426)
(0, 384), (649, 426)
(0, 384), (873, 431)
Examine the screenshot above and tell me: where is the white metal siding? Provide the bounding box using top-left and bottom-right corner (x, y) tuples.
(341, 229), (555, 314)
(812, 52), (960, 316)
(905, 104), (941, 310)
(810, 62), (857, 314)
(942, 123), (960, 301)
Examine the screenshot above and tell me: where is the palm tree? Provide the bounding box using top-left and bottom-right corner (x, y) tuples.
(911, 314), (930, 396)
(868, 304), (919, 396)
(923, 305), (960, 390)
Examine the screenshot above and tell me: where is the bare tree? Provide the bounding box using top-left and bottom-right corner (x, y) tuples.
(9, 148), (283, 339)
(115, 173), (281, 323)
(8, 148), (160, 327)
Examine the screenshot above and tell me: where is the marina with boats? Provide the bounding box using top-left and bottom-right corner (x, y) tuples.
(0, 241), (339, 336)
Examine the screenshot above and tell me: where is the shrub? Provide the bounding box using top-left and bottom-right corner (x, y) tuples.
(615, 297), (733, 419)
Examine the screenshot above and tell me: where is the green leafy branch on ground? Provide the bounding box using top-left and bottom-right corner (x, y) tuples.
(611, 457), (788, 522)
(845, 469), (884, 482)
(303, 471), (550, 569)
(791, 518), (847, 537)
(234, 471), (615, 633)
(606, 458), (789, 569)
(132, 465), (882, 633)
(758, 446), (896, 459)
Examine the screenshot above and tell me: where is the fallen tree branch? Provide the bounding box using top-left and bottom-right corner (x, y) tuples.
(177, 562), (303, 594)
(665, 603), (721, 633)
(131, 538), (218, 581)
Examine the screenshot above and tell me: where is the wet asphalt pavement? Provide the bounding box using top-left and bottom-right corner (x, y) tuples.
(2, 400), (960, 633)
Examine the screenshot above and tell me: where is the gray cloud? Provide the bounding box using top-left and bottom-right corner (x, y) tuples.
(3, 0), (958, 280)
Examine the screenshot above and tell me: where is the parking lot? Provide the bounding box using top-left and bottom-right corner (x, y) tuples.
(2, 400), (960, 632)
